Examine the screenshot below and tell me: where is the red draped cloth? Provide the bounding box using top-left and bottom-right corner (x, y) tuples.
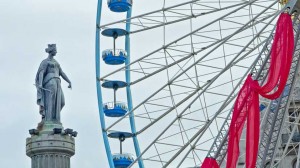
(202, 13), (294, 168)
(202, 157), (219, 168)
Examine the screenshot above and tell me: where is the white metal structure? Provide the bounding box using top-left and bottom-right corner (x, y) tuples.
(96, 0), (300, 167)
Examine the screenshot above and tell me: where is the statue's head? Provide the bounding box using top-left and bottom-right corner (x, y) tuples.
(45, 44), (57, 56)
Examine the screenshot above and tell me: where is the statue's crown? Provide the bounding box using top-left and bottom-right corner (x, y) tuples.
(48, 44), (56, 48)
(45, 44), (56, 53)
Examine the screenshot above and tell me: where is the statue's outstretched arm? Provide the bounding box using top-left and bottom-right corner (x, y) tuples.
(59, 66), (72, 89)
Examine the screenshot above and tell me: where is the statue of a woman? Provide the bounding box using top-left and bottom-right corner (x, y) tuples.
(35, 44), (71, 122)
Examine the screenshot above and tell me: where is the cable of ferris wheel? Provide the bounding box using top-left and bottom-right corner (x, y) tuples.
(129, 12), (277, 166)
(131, 10), (277, 86)
(104, 1), (275, 34)
(162, 9), (283, 168)
(164, 33), (274, 168)
(100, 0), (201, 28)
(100, 0), (261, 81)
(174, 36), (276, 168)
(131, 57), (253, 167)
(131, 49), (258, 167)
(104, 4), (277, 133)
(131, 19), (273, 88)
(129, 2), (251, 34)
(106, 34), (257, 131)
(135, 1), (278, 135)
(99, 0), (245, 29)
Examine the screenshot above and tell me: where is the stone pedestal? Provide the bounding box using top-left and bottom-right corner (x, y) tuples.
(26, 122), (76, 168)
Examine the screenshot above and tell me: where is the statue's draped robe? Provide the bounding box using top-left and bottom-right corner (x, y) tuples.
(35, 58), (65, 122)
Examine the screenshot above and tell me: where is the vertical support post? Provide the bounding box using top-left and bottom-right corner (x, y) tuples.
(113, 36), (116, 55)
(120, 140), (123, 154)
(114, 88), (117, 106)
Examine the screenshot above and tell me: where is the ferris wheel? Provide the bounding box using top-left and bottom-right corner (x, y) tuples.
(95, 0), (300, 167)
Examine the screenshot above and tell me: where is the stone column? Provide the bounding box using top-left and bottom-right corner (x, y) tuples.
(26, 122), (76, 168)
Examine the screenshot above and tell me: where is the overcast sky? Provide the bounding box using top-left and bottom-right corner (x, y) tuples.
(0, 0), (111, 167)
(0, 0), (280, 167)
(0, 0), (171, 167)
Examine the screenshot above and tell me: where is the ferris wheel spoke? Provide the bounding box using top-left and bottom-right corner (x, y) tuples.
(140, 103), (168, 167)
(128, 120), (208, 167)
(100, 0), (276, 82)
(131, 52), (260, 167)
(163, 77), (251, 167)
(161, 121), (216, 167)
(132, 40), (264, 167)
(195, 25), (276, 164)
(100, 0), (250, 34)
(104, 11), (278, 91)
(105, 39), (268, 168)
(182, 100), (228, 118)
(172, 120), (207, 167)
(106, 30), (270, 135)
(130, 1), (274, 34)
(134, 15), (276, 134)
(129, 20), (272, 86)
(93, 0), (300, 167)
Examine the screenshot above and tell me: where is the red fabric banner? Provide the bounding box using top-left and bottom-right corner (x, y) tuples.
(202, 157), (219, 168)
(202, 13), (294, 168)
(227, 13), (294, 168)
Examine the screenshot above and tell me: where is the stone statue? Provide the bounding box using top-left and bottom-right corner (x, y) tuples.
(35, 44), (72, 122)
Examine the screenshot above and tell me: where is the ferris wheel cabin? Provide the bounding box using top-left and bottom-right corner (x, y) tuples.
(101, 28), (128, 65)
(102, 49), (127, 65)
(112, 153), (134, 168)
(108, 131), (134, 168)
(107, 0), (132, 12)
(102, 80), (128, 117)
(103, 101), (128, 117)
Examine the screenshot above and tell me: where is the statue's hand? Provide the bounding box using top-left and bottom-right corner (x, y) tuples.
(68, 82), (72, 89)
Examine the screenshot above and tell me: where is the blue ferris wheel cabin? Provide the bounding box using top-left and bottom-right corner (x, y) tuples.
(102, 49), (127, 65)
(101, 28), (128, 65)
(112, 155), (134, 168)
(102, 80), (128, 117)
(108, 132), (134, 168)
(103, 101), (128, 117)
(107, 0), (132, 12)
